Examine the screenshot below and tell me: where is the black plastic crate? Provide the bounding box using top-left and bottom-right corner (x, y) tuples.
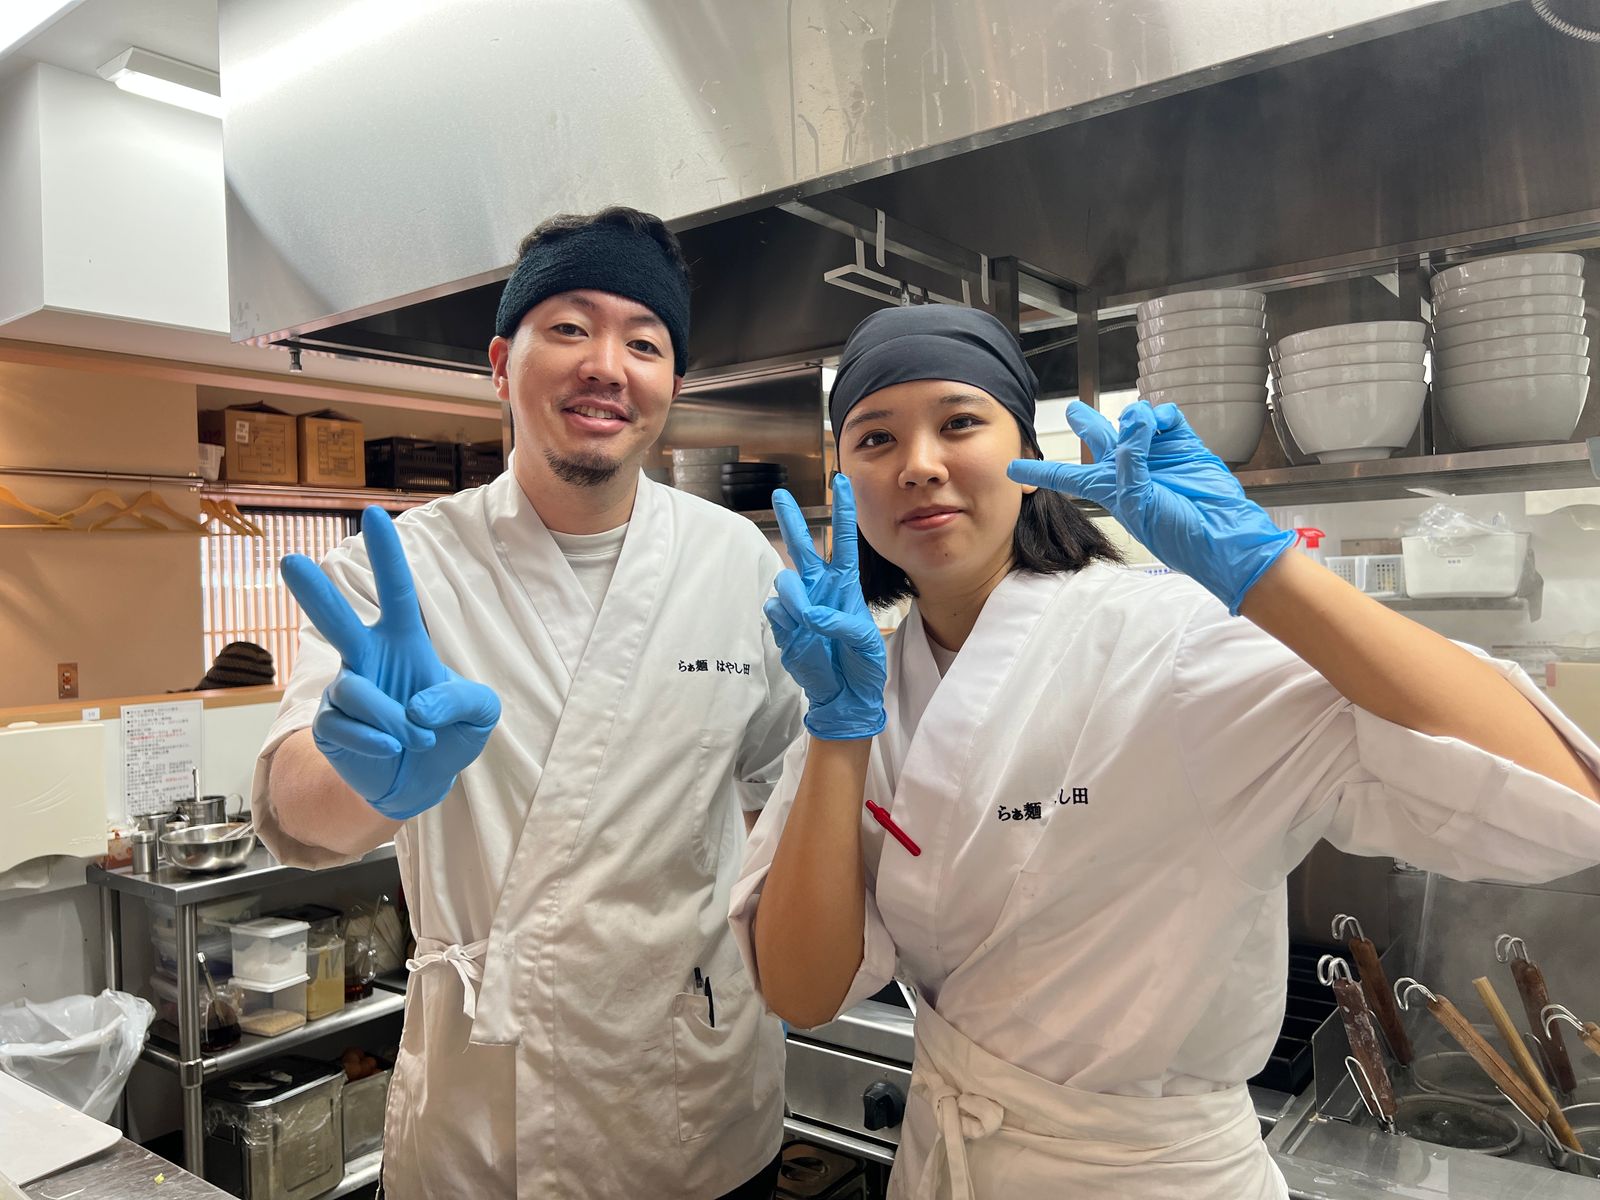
(456, 441), (505, 490)
(365, 437), (457, 492)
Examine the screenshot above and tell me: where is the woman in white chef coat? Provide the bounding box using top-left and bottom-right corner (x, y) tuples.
(731, 304), (1600, 1200)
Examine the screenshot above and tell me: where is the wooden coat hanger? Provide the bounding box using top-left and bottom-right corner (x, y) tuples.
(0, 484), (70, 530)
(217, 499), (264, 537)
(202, 499), (261, 536)
(122, 490), (209, 534)
(57, 488), (163, 529)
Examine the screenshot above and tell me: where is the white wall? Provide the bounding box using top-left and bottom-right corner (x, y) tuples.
(36, 63), (227, 332)
(0, 69), (44, 325)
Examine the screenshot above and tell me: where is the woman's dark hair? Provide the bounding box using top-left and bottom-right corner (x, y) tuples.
(855, 435), (1124, 608)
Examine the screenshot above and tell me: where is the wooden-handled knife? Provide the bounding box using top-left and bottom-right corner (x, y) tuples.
(1334, 914), (1413, 1065)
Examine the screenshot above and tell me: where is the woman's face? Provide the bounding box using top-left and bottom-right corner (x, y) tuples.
(837, 379), (1034, 594)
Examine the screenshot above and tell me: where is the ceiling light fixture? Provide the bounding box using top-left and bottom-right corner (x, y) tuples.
(0, 0), (87, 61)
(97, 47), (221, 118)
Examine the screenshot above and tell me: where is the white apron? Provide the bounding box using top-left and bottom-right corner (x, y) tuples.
(733, 565), (1600, 1197)
(255, 469), (801, 1198)
(892, 1003), (1280, 1200)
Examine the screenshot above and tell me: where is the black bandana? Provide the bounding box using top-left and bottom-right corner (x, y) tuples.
(495, 223), (690, 374)
(829, 306), (1038, 447)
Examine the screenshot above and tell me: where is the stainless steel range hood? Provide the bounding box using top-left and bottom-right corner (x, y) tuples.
(219, 0), (1510, 374)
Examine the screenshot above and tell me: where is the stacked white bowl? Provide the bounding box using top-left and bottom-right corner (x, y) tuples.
(1136, 288), (1269, 465)
(1430, 252), (1591, 449)
(1271, 322), (1428, 463)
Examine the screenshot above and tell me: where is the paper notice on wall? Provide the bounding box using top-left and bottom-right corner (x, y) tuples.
(123, 700), (203, 817)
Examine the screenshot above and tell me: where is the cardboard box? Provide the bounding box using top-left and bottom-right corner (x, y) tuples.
(199, 404), (298, 483)
(297, 410), (365, 487)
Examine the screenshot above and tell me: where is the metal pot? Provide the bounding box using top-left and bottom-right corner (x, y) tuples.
(160, 822), (255, 873)
(1391, 1094), (1521, 1156)
(179, 795), (228, 826)
(1544, 1102), (1600, 1177)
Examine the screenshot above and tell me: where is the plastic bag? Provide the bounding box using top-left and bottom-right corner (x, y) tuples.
(0, 990), (154, 1121)
(1406, 502), (1511, 543)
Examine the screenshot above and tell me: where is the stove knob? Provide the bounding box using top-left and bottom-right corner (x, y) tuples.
(862, 1080), (905, 1131)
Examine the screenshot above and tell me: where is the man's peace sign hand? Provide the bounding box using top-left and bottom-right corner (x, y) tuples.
(281, 507), (501, 819)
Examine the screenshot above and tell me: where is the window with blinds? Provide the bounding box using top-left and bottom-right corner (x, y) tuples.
(200, 508), (357, 684)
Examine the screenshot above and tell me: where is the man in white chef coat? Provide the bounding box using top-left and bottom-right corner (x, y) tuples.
(250, 207), (802, 1199)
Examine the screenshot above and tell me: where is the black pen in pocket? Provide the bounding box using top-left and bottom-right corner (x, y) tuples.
(704, 977), (715, 1028)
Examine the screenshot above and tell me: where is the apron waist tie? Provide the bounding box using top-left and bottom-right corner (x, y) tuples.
(405, 938), (489, 1019)
(928, 1083), (1004, 1200)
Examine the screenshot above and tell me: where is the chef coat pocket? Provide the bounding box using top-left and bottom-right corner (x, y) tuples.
(669, 988), (776, 1142)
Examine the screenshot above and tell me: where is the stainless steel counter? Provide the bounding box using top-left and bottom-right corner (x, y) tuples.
(22, 1140), (229, 1200)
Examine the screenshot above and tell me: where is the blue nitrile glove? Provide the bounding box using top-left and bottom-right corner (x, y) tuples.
(280, 507), (501, 819)
(763, 478), (887, 740)
(1007, 400), (1296, 614)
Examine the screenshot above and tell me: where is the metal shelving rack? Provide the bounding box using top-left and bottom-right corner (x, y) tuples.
(87, 843), (403, 1188)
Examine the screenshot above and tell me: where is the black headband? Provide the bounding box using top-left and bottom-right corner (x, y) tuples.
(495, 222), (691, 374)
(829, 306), (1038, 448)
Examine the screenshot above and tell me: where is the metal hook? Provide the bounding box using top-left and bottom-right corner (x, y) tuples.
(1394, 977), (1437, 1011)
(1318, 954), (1355, 986)
(1544, 1004), (1586, 1037)
(1332, 914), (1365, 942)
(1343, 1056), (1396, 1134)
(1494, 934), (1529, 964)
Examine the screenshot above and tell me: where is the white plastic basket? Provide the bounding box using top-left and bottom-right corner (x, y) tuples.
(1324, 554), (1407, 599)
(197, 443), (224, 482)
(1362, 555), (1406, 599)
(1325, 556), (1360, 588)
(1401, 532), (1529, 599)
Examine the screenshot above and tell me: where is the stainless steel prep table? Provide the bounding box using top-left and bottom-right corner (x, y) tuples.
(22, 1138), (229, 1200)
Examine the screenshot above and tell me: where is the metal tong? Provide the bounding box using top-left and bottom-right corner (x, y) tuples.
(1394, 976), (1566, 1148)
(1319, 954), (1396, 1133)
(1543, 1004), (1600, 1060)
(1333, 914), (1413, 1065)
(1498, 933), (1579, 1096)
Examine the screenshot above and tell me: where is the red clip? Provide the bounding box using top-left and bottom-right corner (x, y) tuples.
(866, 799), (921, 856)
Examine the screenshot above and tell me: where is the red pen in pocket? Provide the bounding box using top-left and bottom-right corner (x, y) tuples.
(866, 799), (921, 856)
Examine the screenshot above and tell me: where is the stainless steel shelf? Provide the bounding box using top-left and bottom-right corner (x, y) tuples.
(141, 987), (407, 1078)
(1380, 597), (1528, 612)
(1236, 442), (1598, 507)
(324, 1150), (384, 1198)
(739, 504), (832, 531)
(88, 843), (397, 907)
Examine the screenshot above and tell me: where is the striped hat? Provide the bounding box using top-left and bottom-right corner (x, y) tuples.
(196, 642), (276, 689)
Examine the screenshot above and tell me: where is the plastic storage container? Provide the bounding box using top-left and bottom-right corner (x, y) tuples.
(149, 973), (243, 1051)
(1325, 554), (1407, 599)
(305, 936), (346, 1022)
(233, 974), (309, 1038)
(341, 1062), (392, 1160)
(456, 441), (505, 490)
(232, 918), (310, 985)
(364, 436), (457, 492)
(1401, 531), (1530, 599)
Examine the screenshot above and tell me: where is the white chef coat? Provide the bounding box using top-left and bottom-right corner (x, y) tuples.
(252, 465), (802, 1199)
(732, 563), (1600, 1198)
